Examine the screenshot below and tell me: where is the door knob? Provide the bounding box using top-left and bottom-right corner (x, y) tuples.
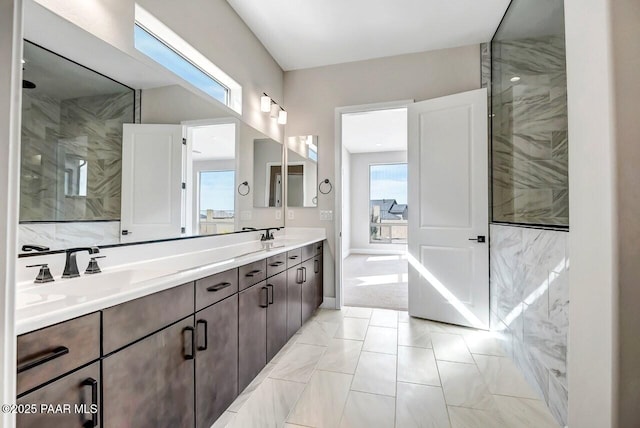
(468, 235), (486, 243)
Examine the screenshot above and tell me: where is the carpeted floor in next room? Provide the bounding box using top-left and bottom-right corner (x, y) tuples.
(342, 253), (408, 311)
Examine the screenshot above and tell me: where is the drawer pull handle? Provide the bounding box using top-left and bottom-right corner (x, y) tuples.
(196, 320), (208, 351)
(302, 267), (307, 282)
(207, 282), (232, 292)
(267, 284), (274, 305)
(246, 269), (262, 277)
(260, 286), (269, 308)
(269, 261), (284, 267)
(288, 255), (299, 260)
(17, 346), (69, 373)
(81, 377), (98, 428)
(315, 259), (320, 274)
(183, 326), (195, 360)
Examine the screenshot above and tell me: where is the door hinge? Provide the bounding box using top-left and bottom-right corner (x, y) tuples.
(181, 182), (186, 189)
(182, 138), (187, 145)
(181, 227), (186, 234)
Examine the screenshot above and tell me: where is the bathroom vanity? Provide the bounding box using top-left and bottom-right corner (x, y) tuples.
(14, 232), (325, 428)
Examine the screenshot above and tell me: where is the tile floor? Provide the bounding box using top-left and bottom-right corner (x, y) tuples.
(213, 307), (561, 428)
(343, 254), (408, 310)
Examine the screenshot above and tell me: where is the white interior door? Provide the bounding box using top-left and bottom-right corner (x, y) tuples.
(121, 124), (184, 243)
(407, 88), (489, 329)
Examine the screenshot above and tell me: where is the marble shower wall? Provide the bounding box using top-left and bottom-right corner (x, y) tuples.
(491, 35), (569, 226)
(490, 224), (569, 426)
(20, 90), (134, 221)
(18, 221), (121, 250)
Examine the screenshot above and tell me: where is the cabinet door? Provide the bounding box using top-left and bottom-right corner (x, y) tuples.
(103, 317), (195, 428)
(17, 362), (100, 428)
(195, 295), (238, 428)
(301, 259), (315, 324)
(314, 254), (324, 309)
(286, 266), (303, 339)
(266, 271), (287, 361)
(238, 281), (268, 391)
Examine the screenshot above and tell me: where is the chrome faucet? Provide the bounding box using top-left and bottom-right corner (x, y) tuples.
(62, 246), (100, 278)
(261, 228), (281, 241)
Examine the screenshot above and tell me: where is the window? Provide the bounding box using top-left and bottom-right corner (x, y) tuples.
(369, 164), (408, 244)
(134, 4), (242, 113)
(199, 170), (235, 235)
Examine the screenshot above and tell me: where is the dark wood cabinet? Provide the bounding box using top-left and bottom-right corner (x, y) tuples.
(16, 362), (100, 428)
(314, 254), (324, 308)
(286, 266), (303, 339)
(195, 295), (238, 428)
(301, 259), (316, 324)
(102, 317), (195, 428)
(266, 271), (288, 361)
(238, 281), (268, 391)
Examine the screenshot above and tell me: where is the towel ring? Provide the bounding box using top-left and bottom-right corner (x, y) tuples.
(238, 181), (250, 196)
(318, 179), (333, 195)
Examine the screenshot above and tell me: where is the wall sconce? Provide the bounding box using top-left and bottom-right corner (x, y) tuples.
(261, 92), (287, 125)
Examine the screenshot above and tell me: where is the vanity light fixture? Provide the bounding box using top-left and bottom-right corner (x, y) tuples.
(261, 92), (287, 125)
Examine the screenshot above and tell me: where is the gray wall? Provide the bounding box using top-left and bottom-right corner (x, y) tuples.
(284, 45), (481, 298)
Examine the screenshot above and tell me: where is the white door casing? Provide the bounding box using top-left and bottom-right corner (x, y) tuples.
(121, 124), (184, 243)
(407, 88), (489, 329)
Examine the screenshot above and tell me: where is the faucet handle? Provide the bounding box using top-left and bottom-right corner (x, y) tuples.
(85, 256), (106, 275)
(26, 264), (55, 284)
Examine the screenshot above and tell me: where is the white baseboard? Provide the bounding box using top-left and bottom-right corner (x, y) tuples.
(320, 297), (337, 309)
(342, 249), (351, 259)
(349, 248), (407, 255)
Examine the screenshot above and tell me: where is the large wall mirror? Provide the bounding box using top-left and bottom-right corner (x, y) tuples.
(18, 1), (284, 255)
(286, 135), (318, 208)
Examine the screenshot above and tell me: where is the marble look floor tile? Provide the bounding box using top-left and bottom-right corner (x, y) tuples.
(398, 311), (410, 323)
(463, 332), (507, 357)
(345, 307), (373, 319)
(287, 370), (353, 428)
(430, 333), (474, 363)
(351, 352), (397, 397)
(493, 395), (560, 428)
(370, 309), (399, 328)
(448, 406), (506, 428)
(395, 382), (451, 428)
(228, 363), (276, 412)
(230, 378), (305, 428)
(317, 338), (363, 374)
(473, 355), (540, 399)
(437, 361), (493, 410)
(339, 391), (395, 428)
(211, 411), (236, 427)
(427, 321), (479, 336)
(312, 308), (347, 323)
(397, 346), (440, 386)
(398, 321), (432, 348)
(297, 320), (341, 346)
(269, 343), (326, 383)
(271, 334), (300, 364)
(334, 317), (370, 341)
(363, 326), (398, 354)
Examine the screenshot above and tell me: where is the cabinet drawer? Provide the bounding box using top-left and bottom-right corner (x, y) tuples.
(102, 282), (194, 355)
(195, 268), (238, 311)
(315, 241), (323, 256)
(238, 259), (266, 291)
(302, 243), (316, 261)
(17, 312), (100, 396)
(17, 362), (100, 428)
(266, 253), (287, 278)
(286, 248), (302, 268)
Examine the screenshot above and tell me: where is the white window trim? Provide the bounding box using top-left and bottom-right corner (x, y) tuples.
(134, 4), (242, 114)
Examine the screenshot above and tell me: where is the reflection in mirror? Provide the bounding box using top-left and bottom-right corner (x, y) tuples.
(286, 136), (318, 207)
(253, 139), (284, 208)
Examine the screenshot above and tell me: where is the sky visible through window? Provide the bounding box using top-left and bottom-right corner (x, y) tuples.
(200, 170), (234, 213)
(134, 25), (228, 104)
(370, 164), (407, 203)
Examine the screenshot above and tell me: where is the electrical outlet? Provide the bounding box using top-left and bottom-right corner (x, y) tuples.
(288, 210), (295, 220)
(275, 210), (282, 220)
(320, 210), (333, 221)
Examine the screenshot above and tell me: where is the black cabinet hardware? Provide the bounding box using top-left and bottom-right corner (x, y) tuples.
(302, 267), (307, 282)
(314, 260), (320, 274)
(81, 377), (98, 428)
(245, 269), (262, 277)
(468, 235), (486, 243)
(183, 326), (195, 360)
(17, 346), (69, 373)
(196, 320), (208, 351)
(207, 282), (232, 292)
(267, 284), (274, 305)
(296, 268), (304, 284)
(288, 255), (299, 260)
(269, 261), (284, 267)
(260, 287), (269, 308)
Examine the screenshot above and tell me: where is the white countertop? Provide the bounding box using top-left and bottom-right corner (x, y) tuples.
(15, 229), (326, 335)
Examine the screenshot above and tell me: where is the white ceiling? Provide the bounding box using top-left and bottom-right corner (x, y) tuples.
(342, 108), (407, 154)
(191, 124), (236, 161)
(226, 0), (510, 70)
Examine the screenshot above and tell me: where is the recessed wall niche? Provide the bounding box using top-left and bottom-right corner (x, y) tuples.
(20, 41), (134, 222)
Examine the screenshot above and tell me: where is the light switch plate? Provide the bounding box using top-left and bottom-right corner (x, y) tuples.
(275, 210), (282, 220)
(320, 210), (333, 221)
(288, 210), (295, 220)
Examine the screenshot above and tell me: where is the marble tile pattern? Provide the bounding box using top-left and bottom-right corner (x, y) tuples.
(216, 306), (560, 428)
(20, 90), (134, 222)
(490, 35), (569, 226)
(490, 224), (569, 426)
(18, 221), (121, 251)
